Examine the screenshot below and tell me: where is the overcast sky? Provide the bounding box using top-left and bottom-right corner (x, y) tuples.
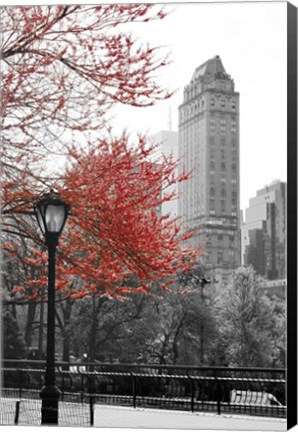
(110, 1), (288, 212)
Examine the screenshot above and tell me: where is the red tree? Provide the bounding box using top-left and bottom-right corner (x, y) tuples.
(8, 135), (200, 301)
(1, 5), (201, 302)
(2, 5), (171, 223)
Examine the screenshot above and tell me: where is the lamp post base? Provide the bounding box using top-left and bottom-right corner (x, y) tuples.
(40, 385), (61, 424)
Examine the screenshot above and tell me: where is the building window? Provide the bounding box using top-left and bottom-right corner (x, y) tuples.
(221, 162), (226, 171)
(210, 187), (215, 197)
(209, 136), (215, 146)
(210, 98), (215, 108)
(221, 200), (226, 213)
(221, 188), (226, 197)
(220, 119), (226, 135)
(221, 99), (226, 108)
(231, 101), (236, 110)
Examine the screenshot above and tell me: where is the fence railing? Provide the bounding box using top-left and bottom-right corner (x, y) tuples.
(1, 360), (286, 425)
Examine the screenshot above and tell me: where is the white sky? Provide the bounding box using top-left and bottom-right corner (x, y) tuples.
(110, 1), (288, 213)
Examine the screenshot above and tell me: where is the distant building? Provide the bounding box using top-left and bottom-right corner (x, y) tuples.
(178, 55), (241, 284)
(149, 130), (178, 219)
(241, 180), (286, 280)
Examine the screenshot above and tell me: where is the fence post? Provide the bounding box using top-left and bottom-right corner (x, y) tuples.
(79, 371), (85, 403)
(89, 395), (94, 426)
(61, 371), (65, 401)
(19, 369), (22, 400)
(215, 371), (221, 415)
(14, 401), (20, 425)
(188, 372), (195, 412)
(131, 372), (136, 408)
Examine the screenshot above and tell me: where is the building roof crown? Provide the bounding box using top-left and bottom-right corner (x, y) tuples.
(191, 55), (230, 82)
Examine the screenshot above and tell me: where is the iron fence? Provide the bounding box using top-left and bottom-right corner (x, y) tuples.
(1, 360), (286, 425)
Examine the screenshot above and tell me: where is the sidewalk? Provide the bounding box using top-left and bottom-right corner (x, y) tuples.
(94, 405), (287, 431)
(0, 397), (287, 430)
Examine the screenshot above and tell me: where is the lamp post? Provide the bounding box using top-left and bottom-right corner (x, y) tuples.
(34, 190), (70, 424)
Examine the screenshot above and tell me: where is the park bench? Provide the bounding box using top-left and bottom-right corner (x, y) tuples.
(230, 389), (282, 406)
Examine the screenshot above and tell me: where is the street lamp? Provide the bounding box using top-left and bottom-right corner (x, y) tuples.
(34, 190), (70, 424)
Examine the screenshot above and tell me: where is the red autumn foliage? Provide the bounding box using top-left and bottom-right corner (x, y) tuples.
(5, 136), (200, 301)
(2, 5), (172, 220)
(1, 5), (201, 302)
(58, 135), (199, 299)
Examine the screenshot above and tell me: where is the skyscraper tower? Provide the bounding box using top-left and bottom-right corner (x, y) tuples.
(178, 56), (241, 283)
(241, 180), (286, 280)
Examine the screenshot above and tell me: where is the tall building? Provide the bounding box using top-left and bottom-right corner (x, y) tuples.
(178, 55), (241, 283)
(241, 180), (286, 280)
(149, 130), (178, 219)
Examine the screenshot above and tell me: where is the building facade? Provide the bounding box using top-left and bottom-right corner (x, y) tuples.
(178, 56), (241, 282)
(241, 180), (286, 280)
(149, 130), (178, 219)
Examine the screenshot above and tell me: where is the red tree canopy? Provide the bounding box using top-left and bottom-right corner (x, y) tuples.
(6, 135), (200, 302)
(1, 6), (202, 303)
(1, 5), (171, 223)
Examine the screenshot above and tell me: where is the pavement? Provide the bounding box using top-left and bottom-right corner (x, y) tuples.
(1, 397), (288, 431)
(93, 405), (287, 431)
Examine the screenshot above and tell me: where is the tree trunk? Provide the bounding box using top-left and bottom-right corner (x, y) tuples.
(24, 302), (37, 348)
(62, 300), (73, 364)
